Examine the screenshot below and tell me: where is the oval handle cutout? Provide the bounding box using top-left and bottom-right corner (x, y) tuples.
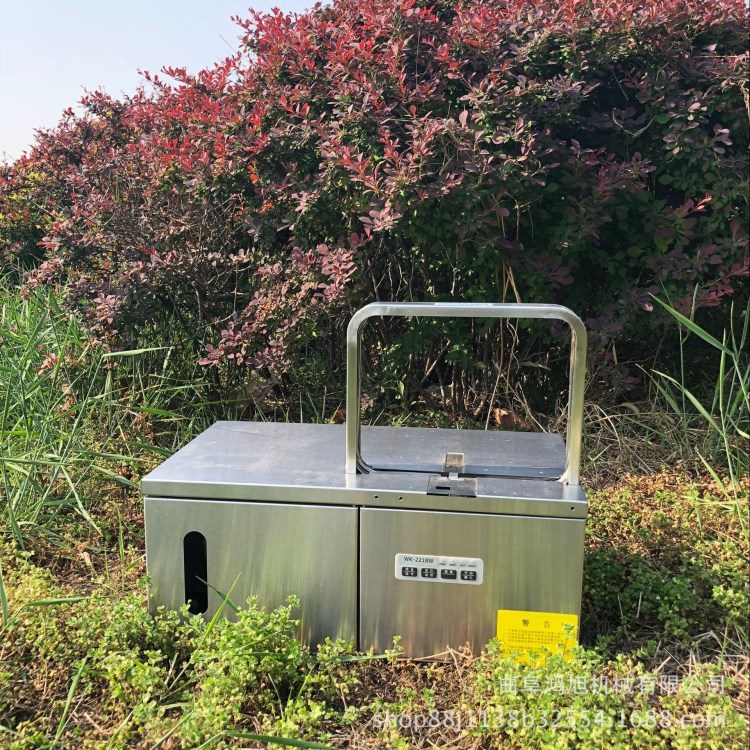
(183, 531), (208, 614)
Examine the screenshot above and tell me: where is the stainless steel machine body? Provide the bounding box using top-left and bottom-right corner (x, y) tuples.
(143, 303), (587, 657)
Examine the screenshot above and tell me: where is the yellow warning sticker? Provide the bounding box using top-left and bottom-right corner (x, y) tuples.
(496, 609), (579, 664)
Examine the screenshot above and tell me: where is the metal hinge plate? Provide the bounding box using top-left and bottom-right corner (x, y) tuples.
(427, 474), (478, 497)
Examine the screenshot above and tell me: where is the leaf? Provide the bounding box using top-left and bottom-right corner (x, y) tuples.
(102, 346), (169, 358)
(653, 371), (722, 434)
(52, 657), (88, 748)
(224, 732), (337, 749)
(0, 561), (8, 628)
(650, 296), (732, 354)
(27, 596), (96, 606)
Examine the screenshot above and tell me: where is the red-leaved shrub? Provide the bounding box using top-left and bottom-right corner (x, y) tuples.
(1, 0), (747, 395)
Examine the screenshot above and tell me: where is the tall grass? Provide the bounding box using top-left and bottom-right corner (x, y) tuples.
(649, 297), (749, 515)
(0, 280), (225, 547)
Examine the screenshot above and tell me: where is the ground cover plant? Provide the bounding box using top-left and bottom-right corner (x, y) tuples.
(0, 471), (747, 748)
(1, 0), (749, 748)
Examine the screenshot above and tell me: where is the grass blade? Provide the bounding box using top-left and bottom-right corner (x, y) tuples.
(652, 371), (722, 434)
(51, 657), (88, 748)
(0, 560), (8, 627)
(224, 731), (337, 749)
(651, 295), (732, 354)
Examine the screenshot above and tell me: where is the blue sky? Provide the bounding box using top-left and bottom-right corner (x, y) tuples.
(0, 1), (315, 161)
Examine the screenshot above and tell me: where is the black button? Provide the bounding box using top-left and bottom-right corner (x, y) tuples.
(401, 567), (418, 577)
(440, 569), (457, 579)
(460, 570), (477, 581)
(421, 567), (437, 578)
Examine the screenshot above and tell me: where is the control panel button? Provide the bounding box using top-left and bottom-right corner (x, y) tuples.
(401, 567), (418, 577)
(440, 569), (457, 580)
(460, 570), (477, 581)
(421, 567), (437, 578)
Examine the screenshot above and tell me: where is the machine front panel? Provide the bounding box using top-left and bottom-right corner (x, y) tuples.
(359, 508), (585, 657)
(145, 497), (358, 646)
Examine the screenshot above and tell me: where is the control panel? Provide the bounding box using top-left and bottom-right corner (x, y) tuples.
(394, 553), (483, 585)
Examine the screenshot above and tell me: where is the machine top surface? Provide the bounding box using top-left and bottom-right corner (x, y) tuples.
(142, 422), (585, 518)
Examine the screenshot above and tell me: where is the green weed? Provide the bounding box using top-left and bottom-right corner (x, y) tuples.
(0, 279), (229, 548)
(649, 297), (749, 511)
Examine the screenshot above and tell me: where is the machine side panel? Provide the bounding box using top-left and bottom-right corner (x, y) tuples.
(359, 509), (585, 657)
(145, 497), (358, 647)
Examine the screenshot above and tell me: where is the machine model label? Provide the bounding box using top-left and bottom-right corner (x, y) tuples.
(395, 553), (483, 585)
(496, 609), (579, 664)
